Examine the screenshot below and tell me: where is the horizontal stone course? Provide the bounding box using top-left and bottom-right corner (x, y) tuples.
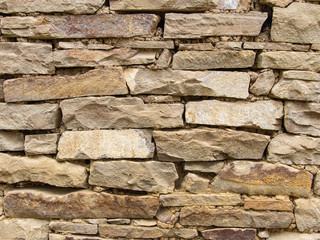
(0, 131), (24, 151)
(202, 228), (256, 240)
(24, 134), (59, 155)
(49, 221), (98, 235)
(269, 232), (320, 240)
(244, 197), (293, 211)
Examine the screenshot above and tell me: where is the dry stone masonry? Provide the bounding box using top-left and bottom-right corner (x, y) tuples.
(0, 0), (319, 239)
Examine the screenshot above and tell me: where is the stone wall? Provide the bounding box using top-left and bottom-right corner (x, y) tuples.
(0, 0), (320, 239)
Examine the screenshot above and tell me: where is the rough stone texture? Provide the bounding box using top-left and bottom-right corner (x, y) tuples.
(284, 102), (320, 137)
(267, 133), (320, 165)
(0, 196), (3, 215)
(0, 103), (60, 130)
(164, 13), (267, 38)
(244, 197), (293, 211)
(156, 208), (178, 225)
(1, 14), (160, 39)
(57, 130), (154, 160)
(132, 219), (157, 227)
(87, 44), (114, 50)
(211, 161), (313, 197)
(181, 173), (209, 194)
(180, 207), (293, 228)
(260, 0), (292, 7)
(4, 68), (128, 102)
(271, 3), (320, 44)
(49, 234), (106, 240)
(312, 43), (320, 51)
(155, 49), (172, 68)
(57, 41), (86, 49)
(172, 50), (256, 70)
(184, 162), (224, 173)
(4, 188), (159, 219)
(25, 134), (59, 155)
(89, 161), (178, 193)
(125, 68), (250, 99)
(0, 153), (88, 188)
(0, 131), (24, 151)
(295, 198), (320, 232)
(202, 228), (256, 240)
(115, 40), (175, 49)
(314, 172), (320, 196)
(49, 221), (98, 235)
(153, 128), (270, 161)
(186, 100), (283, 130)
(179, 43), (215, 51)
(269, 232), (320, 240)
(0, 42), (54, 75)
(243, 42), (266, 50)
(217, 0), (242, 9)
(250, 70), (275, 96)
(215, 42), (242, 50)
(60, 97), (184, 129)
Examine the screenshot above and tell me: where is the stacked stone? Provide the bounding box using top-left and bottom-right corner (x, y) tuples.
(0, 0), (320, 239)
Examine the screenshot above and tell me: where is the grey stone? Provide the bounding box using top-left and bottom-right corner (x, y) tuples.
(156, 208), (178, 225)
(0, 131), (24, 151)
(25, 134), (59, 155)
(295, 198), (320, 232)
(250, 70), (275, 96)
(49, 221), (98, 235)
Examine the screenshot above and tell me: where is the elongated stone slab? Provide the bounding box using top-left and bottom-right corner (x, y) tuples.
(295, 198), (320, 232)
(202, 228), (256, 240)
(4, 68), (128, 102)
(269, 232), (320, 240)
(60, 97), (184, 129)
(115, 40), (175, 49)
(49, 221), (98, 235)
(49, 234), (105, 240)
(164, 13), (267, 38)
(153, 129), (270, 161)
(0, 131), (24, 151)
(125, 69), (250, 99)
(24, 134), (59, 155)
(186, 100), (283, 130)
(244, 197), (293, 211)
(4, 188), (159, 219)
(211, 161), (313, 197)
(0, 103), (59, 130)
(0, 42), (54, 75)
(1, 14), (160, 39)
(172, 50), (256, 70)
(57, 130), (154, 160)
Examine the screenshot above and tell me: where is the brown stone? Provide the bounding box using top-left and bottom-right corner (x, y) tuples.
(215, 42), (242, 50)
(181, 173), (210, 194)
(244, 197), (293, 211)
(0, 131), (24, 151)
(295, 198), (320, 232)
(179, 43), (215, 51)
(250, 70), (276, 96)
(49, 234), (105, 240)
(269, 232), (320, 240)
(155, 49), (172, 68)
(114, 40), (175, 49)
(202, 228), (256, 240)
(184, 162), (224, 173)
(24, 134), (59, 155)
(49, 221), (98, 235)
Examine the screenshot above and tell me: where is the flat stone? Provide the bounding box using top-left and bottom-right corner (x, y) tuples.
(243, 42), (266, 50)
(267, 133), (320, 165)
(0, 196), (3, 215)
(172, 50), (256, 70)
(264, 42), (293, 51)
(284, 102), (320, 137)
(202, 228), (256, 240)
(140, 95), (180, 103)
(60, 97), (184, 130)
(295, 198), (320, 232)
(25, 134), (59, 155)
(184, 162), (224, 173)
(164, 13), (267, 38)
(4, 188), (159, 219)
(49, 234), (106, 240)
(1, 14), (160, 39)
(269, 232), (320, 240)
(0, 42), (54, 75)
(132, 219), (157, 227)
(0, 153), (88, 188)
(0, 103), (59, 130)
(186, 100), (283, 130)
(215, 42), (242, 50)
(211, 161), (313, 197)
(271, 3), (320, 44)
(87, 44), (114, 50)
(4, 68), (128, 102)
(114, 40), (175, 49)
(179, 43), (215, 51)
(57, 130), (154, 160)
(153, 128), (270, 161)
(180, 207), (293, 228)
(125, 68), (250, 99)
(250, 70), (275, 96)
(181, 173), (209, 194)
(260, 0), (292, 7)
(57, 41), (86, 49)
(0, 131), (24, 151)
(244, 197), (293, 211)
(49, 221), (98, 235)
(107, 219), (130, 225)
(89, 161), (178, 193)
(312, 43), (320, 51)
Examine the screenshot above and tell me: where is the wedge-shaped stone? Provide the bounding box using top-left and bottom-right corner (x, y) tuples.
(271, 3), (320, 44)
(0, 0), (105, 14)
(186, 100), (283, 130)
(89, 161), (178, 193)
(4, 188), (159, 219)
(60, 97), (184, 129)
(49, 221), (98, 235)
(125, 69), (250, 99)
(0, 153), (88, 188)
(295, 198), (320, 232)
(153, 129), (270, 161)
(211, 161), (313, 197)
(0, 131), (24, 151)
(0, 103), (59, 130)
(172, 50), (256, 70)
(4, 68), (128, 102)
(284, 102), (320, 137)
(164, 13), (267, 38)
(57, 130), (154, 160)
(25, 134), (59, 155)
(202, 228), (256, 240)
(244, 197), (293, 211)
(180, 207), (293, 228)
(1, 14), (160, 39)
(267, 133), (320, 165)
(0, 42), (54, 75)
(269, 232), (320, 240)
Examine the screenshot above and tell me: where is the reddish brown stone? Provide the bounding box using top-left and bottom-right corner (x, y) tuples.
(244, 198), (293, 211)
(202, 228), (256, 240)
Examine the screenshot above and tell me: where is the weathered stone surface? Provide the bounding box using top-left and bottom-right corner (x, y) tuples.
(140, 95), (180, 103)
(153, 128), (270, 161)
(155, 49), (172, 68)
(156, 208), (178, 225)
(0, 42), (54, 75)
(58, 130), (154, 160)
(260, 0), (292, 7)
(180, 207), (293, 228)
(0, 131), (24, 151)
(267, 133), (320, 165)
(125, 68), (250, 99)
(132, 219), (157, 227)
(250, 70), (275, 96)
(0, 153), (88, 188)
(49, 234), (106, 240)
(284, 102), (320, 137)
(107, 219), (130, 225)
(164, 13), (267, 38)
(0, 219), (49, 240)
(244, 197), (293, 211)
(57, 41), (86, 49)
(211, 161), (313, 197)
(89, 161), (178, 193)
(87, 44), (114, 50)
(4, 188), (159, 219)
(181, 173), (209, 194)
(179, 43), (215, 51)
(160, 193), (242, 206)
(264, 42), (292, 51)
(295, 198), (320, 232)
(25, 134), (59, 155)
(0, 103), (59, 130)
(1, 14), (160, 39)
(49, 221), (98, 235)
(186, 100), (283, 130)
(4, 68), (128, 102)
(215, 42), (242, 50)
(60, 97), (184, 129)
(184, 162), (224, 173)
(172, 50), (256, 70)
(269, 232), (320, 240)
(243, 42), (266, 50)
(202, 228), (256, 240)
(271, 3), (320, 44)
(312, 43), (320, 51)
(0, 196), (3, 215)
(115, 40), (175, 49)
(314, 172), (320, 196)
(256, 51), (320, 72)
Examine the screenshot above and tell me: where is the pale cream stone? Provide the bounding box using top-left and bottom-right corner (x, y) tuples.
(0, 131), (24, 151)
(179, 43), (214, 51)
(25, 134), (59, 155)
(295, 198), (320, 232)
(260, 0), (292, 7)
(57, 41), (86, 49)
(215, 42), (242, 50)
(243, 42), (266, 50)
(114, 40), (175, 49)
(87, 44), (114, 50)
(49, 221), (98, 235)
(132, 219), (157, 227)
(250, 70), (275, 96)
(269, 232), (320, 240)
(181, 173), (209, 194)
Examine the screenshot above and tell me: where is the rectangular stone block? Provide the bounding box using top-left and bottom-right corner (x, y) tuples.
(244, 197), (293, 211)
(295, 198), (320, 232)
(4, 68), (128, 102)
(269, 232), (320, 240)
(0, 131), (24, 151)
(114, 40), (175, 49)
(49, 221), (98, 235)
(202, 228), (256, 240)
(184, 162), (224, 173)
(179, 43), (215, 51)
(25, 134), (59, 155)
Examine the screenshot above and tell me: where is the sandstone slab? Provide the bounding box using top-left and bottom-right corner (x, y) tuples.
(181, 173), (209, 194)
(179, 43), (215, 51)
(184, 162), (224, 173)
(155, 49), (172, 68)
(0, 131), (24, 151)
(25, 134), (59, 155)
(260, 0), (292, 7)
(49, 235), (106, 240)
(202, 228), (256, 240)
(250, 70), (275, 96)
(49, 221), (98, 235)
(244, 197), (293, 211)
(115, 40), (175, 49)
(269, 232), (320, 240)
(295, 198), (320, 232)
(132, 219), (157, 227)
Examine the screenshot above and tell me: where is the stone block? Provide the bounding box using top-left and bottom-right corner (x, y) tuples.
(0, 131), (24, 151)
(25, 134), (59, 155)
